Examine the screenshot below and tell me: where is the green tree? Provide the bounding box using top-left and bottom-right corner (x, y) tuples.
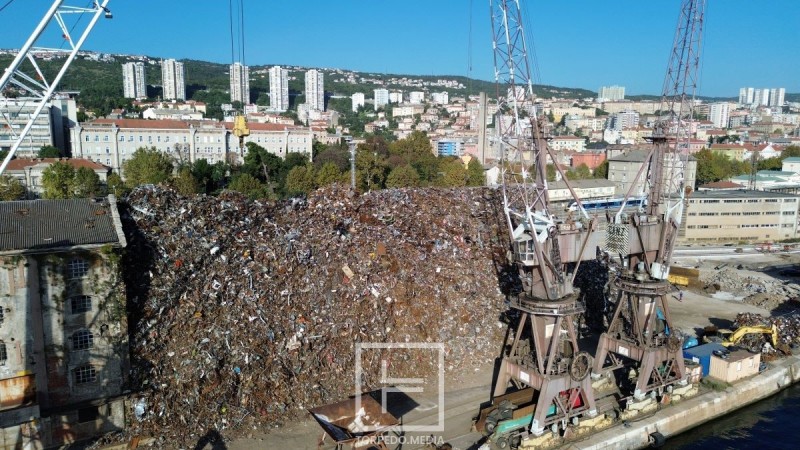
(593, 160), (609, 179)
(106, 173), (129, 197)
(546, 164), (556, 182)
(123, 147), (174, 188)
(73, 166), (101, 197)
(243, 142), (283, 195)
(695, 148), (735, 186)
(285, 165), (317, 195)
(316, 162), (341, 186)
(228, 173), (266, 199)
(467, 158), (485, 186)
(782, 145), (800, 159)
(172, 167), (202, 195)
(41, 161), (75, 199)
(0, 175), (25, 200)
(190, 159), (214, 193)
(439, 159), (467, 187)
(386, 164), (420, 188)
(355, 147), (387, 191)
(38, 145), (61, 158)
(570, 163), (592, 180)
(314, 141), (351, 172)
(388, 131), (438, 185)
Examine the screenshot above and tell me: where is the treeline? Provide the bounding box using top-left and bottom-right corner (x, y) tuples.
(694, 146), (800, 187)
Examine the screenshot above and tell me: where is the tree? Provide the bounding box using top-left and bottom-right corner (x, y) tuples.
(73, 167), (101, 198)
(355, 147), (387, 191)
(106, 173), (129, 197)
(593, 160), (609, 179)
(0, 175), (25, 201)
(467, 158), (485, 186)
(570, 163), (592, 180)
(386, 164), (420, 188)
(123, 147), (174, 188)
(316, 162), (341, 186)
(388, 131), (437, 185)
(243, 142), (283, 195)
(439, 158), (467, 187)
(314, 142), (351, 172)
(285, 165), (316, 196)
(228, 173), (266, 199)
(41, 161), (75, 199)
(546, 164), (557, 182)
(38, 145), (61, 158)
(172, 167), (202, 195)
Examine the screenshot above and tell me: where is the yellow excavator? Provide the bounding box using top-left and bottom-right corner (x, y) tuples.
(703, 324), (779, 352)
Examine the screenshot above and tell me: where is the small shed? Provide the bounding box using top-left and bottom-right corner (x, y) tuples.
(709, 349), (760, 383)
(683, 343), (727, 377)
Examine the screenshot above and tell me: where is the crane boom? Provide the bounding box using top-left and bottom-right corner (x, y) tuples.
(0, 0), (112, 176)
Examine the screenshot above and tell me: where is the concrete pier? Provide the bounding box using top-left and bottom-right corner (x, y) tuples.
(567, 355), (800, 450)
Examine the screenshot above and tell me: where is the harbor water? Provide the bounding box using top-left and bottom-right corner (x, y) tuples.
(665, 382), (800, 449)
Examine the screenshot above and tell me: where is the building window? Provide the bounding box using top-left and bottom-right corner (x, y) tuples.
(78, 406), (100, 423)
(72, 330), (94, 350)
(74, 364), (97, 384)
(103, 135), (109, 142)
(68, 258), (89, 278)
(0, 307), (4, 326)
(85, 135), (90, 142)
(0, 341), (6, 365)
(70, 295), (92, 314)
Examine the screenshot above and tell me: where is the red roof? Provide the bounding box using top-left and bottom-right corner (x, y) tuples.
(710, 144), (755, 151)
(5, 158), (109, 171)
(699, 181), (745, 189)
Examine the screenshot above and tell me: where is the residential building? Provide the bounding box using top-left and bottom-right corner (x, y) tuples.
(389, 92), (403, 104)
(611, 110), (639, 131)
(598, 85), (625, 101)
(122, 62), (147, 99)
(161, 59), (186, 101)
(739, 87), (755, 105)
(0, 196), (128, 448)
(607, 149), (697, 194)
(71, 118), (313, 175)
(571, 151), (606, 170)
(351, 93), (365, 112)
(408, 91), (425, 104)
(141, 108), (204, 121)
(783, 157), (800, 174)
(268, 66), (290, 112)
(2, 158), (110, 198)
(305, 69), (324, 111)
(374, 88), (389, 110)
(392, 104), (425, 118)
(709, 102), (730, 129)
(549, 136), (586, 153)
(431, 91), (449, 105)
(229, 62), (250, 104)
(0, 97), (77, 157)
(683, 190), (799, 242)
(769, 88), (786, 107)
(436, 139), (462, 157)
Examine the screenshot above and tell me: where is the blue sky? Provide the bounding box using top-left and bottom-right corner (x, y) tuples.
(1, 0), (798, 97)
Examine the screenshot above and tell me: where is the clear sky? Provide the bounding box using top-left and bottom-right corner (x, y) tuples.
(1, 0), (798, 97)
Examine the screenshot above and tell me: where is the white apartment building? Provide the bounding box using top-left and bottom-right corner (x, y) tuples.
(70, 118), (313, 176)
(351, 93), (365, 112)
(709, 102), (730, 129)
(229, 62), (250, 104)
(612, 110), (639, 131)
(161, 59), (186, 101)
(305, 69), (325, 111)
(122, 62), (147, 99)
(431, 91), (449, 105)
(549, 136), (586, 153)
(374, 88), (389, 110)
(598, 85), (625, 101)
(389, 91), (403, 104)
(408, 91), (425, 104)
(0, 97), (77, 157)
(269, 66), (290, 112)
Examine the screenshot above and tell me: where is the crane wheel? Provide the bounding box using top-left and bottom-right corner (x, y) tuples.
(570, 351), (592, 381)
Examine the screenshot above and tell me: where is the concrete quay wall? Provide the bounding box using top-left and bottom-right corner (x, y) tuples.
(568, 355), (800, 450)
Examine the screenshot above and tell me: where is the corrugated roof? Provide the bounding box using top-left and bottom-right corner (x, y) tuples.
(0, 196), (125, 253)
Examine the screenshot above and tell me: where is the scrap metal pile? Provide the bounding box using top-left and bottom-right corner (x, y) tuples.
(120, 185), (510, 444)
(735, 312), (800, 351)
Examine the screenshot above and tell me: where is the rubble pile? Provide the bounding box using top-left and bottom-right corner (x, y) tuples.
(701, 267), (799, 309)
(735, 312), (800, 349)
(121, 185), (510, 443)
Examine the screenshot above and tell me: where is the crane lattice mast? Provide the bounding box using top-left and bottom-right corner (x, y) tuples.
(0, 0), (113, 176)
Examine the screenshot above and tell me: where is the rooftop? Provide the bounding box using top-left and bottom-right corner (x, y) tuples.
(698, 180), (745, 189)
(690, 189), (799, 199)
(0, 195), (126, 254)
(3, 158), (109, 172)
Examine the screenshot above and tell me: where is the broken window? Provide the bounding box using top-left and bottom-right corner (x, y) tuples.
(74, 364), (97, 384)
(0, 341), (6, 365)
(72, 330), (94, 350)
(70, 295), (92, 314)
(68, 258), (89, 279)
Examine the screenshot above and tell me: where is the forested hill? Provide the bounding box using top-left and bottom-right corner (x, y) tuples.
(0, 52), (595, 118)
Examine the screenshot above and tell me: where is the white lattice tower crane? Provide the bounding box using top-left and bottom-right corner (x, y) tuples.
(0, 1), (112, 175)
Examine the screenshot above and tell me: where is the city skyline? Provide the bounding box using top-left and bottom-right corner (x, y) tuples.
(0, 1), (798, 97)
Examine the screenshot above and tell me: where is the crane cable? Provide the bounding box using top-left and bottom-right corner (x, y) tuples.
(0, 0), (17, 14)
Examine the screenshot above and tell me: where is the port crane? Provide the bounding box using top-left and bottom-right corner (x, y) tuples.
(594, 0), (705, 400)
(0, 0), (112, 176)
(483, 0), (705, 441)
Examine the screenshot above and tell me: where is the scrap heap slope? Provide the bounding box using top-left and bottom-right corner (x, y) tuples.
(120, 185), (510, 443)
